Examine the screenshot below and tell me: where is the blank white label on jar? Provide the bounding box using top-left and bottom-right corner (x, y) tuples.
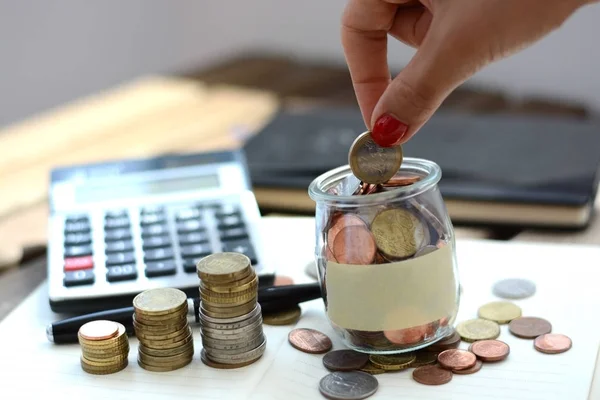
(326, 243), (458, 331)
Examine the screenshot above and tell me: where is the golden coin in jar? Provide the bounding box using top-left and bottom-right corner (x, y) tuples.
(371, 208), (429, 259)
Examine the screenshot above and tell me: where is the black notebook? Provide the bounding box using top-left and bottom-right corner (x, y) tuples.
(243, 107), (600, 229)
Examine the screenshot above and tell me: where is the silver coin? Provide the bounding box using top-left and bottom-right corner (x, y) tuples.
(202, 318), (263, 337)
(348, 131), (403, 185)
(201, 331), (264, 350)
(319, 371), (378, 400)
(199, 303), (261, 324)
(493, 278), (536, 299)
(202, 324), (263, 341)
(200, 312), (262, 331)
(204, 335), (266, 356)
(205, 338), (266, 364)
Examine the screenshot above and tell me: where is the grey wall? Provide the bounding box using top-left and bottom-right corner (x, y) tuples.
(1, 0), (599, 129)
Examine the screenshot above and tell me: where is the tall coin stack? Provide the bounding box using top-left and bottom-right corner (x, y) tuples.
(78, 320), (129, 375)
(197, 252), (267, 368)
(132, 287), (194, 372)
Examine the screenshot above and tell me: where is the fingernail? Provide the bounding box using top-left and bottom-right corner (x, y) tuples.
(371, 114), (408, 147)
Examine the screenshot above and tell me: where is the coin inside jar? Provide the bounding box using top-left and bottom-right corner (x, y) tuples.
(332, 225), (377, 265)
(327, 214), (366, 253)
(371, 208), (429, 259)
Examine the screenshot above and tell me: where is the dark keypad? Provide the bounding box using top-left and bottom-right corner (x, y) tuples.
(104, 228), (132, 242)
(176, 220), (206, 234)
(144, 247), (174, 262)
(65, 215), (89, 223)
(217, 214), (245, 230)
(175, 208), (202, 221)
(183, 258), (206, 273)
(64, 232), (92, 246)
(141, 224), (169, 237)
(221, 240), (257, 265)
(64, 269), (95, 287)
(104, 217), (130, 230)
(180, 244), (212, 258)
(219, 227), (249, 241)
(145, 260), (177, 277)
(106, 264), (137, 282)
(105, 210), (128, 219)
(106, 252), (136, 266)
(105, 240), (134, 254)
(141, 206), (164, 215)
(142, 235), (172, 249)
(140, 213), (166, 226)
(64, 245), (93, 258)
(178, 231), (210, 245)
(64, 220), (91, 234)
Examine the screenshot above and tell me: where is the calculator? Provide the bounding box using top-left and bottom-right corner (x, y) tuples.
(47, 150), (271, 314)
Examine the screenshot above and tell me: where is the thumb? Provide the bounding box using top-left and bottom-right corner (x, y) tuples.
(370, 21), (480, 146)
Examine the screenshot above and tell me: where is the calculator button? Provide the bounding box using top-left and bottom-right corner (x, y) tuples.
(215, 204), (240, 217)
(176, 220), (206, 234)
(64, 245), (93, 258)
(65, 215), (89, 223)
(63, 270), (95, 287)
(178, 232), (210, 245)
(221, 240), (257, 265)
(183, 258), (204, 273)
(104, 217), (130, 230)
(180, 244), (212, 258)
(175, 208), (202, 221)
(142, 235), (172, 249)
(64, 220), (91, 234)
(106, 264), (137, 282)
(104, 228), (132, 242)
(141, 206), (164, 215)
(145, 260), (177, 277)
(105, 210), (128, 219)
(141, 224), (169, 237)
(217, 215), (245, 229)
(64, 256), (94, 272)
(105, 252), (136, 266)
(64, 232), (92, 246)
(140, 213), (166, 226)
(105, 240), (134, 254)
(219, 227), (249, 241)
(144, 247), (174, 262)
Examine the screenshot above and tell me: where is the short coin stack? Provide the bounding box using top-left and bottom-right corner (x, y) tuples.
(78, 320), (129, 375)
(133, 288), (194, 372)
(197, 252), (266, 368)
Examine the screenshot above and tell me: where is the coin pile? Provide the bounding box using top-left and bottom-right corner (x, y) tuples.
(133, 287), (194, 372)
(78, 320), (129, 375)
(197, 252), (266, 368)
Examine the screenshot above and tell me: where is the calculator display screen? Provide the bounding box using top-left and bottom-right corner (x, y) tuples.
(76, 174), (220, 203)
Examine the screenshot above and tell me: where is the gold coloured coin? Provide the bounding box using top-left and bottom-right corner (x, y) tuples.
(138, 327), (192, 347)
(201, 299), (257, 314)
(201, 290), (256, 305)
(478, 301), (522, 324)
(263, 306), (302, 326)
(78, 323), (127, 347)
(133, 288), (187, 316)
(200, 349), (261, 370)
(138, 347), (194, 365)
(82, 343), (129, 358)
(369, 353), (416, 371)
(348, 131), (403, 185)
(201, 274), (258, 294)
(137, 356), (192, 372)
(78, 320), (119, 341)
(81, 354), (129, 367)
(139, 340), (194, 357)
(133, 310), (188, 326)
(81, 359), (128, 375)
(360, 361), (387, 375)
(196, 253), (251, 283)
(371, 208), (429, 259)
(136, 325), (190, 341)
(456, 319), (501, 342)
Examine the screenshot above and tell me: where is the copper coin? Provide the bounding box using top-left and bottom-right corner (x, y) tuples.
(333, 226), (377, 265)
(437, 349), (477, 370)
(381, 175), (421, 187)
(288, 328), (332, 354)
(412, 364), (453, 385)
(428, 330), (461, 352)
(79, 320), (119, 341)
(453, 359), (482, 375)
(323, 349), (370, 372)
(469, 340), (510, 362)
(384, 325), (428, 345)
(327, 214), (366, 252)
(509, 317), (552, 339)
(534, 334), (572, 354)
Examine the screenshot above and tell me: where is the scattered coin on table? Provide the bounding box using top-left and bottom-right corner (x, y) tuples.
(437, 349), (477, 371)
(263, 305), (302, 326)
(492, 278), (536, 299)
(319, 371), (379, 400)
(478, 301), (522, 324)
(456, 318), (501, 342)
(469, 340), (510, 362)
(323, 350), (370, 372)
(369, 353), (416, 371)
(452, 359), (483, 375)
(288, 328), (333, 354)
(534, 334), (572, 354)
(509, 317), (552, 339)
(412, 364), (453, 385)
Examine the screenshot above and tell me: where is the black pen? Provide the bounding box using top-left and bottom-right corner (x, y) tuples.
(46, 283), (322, 344)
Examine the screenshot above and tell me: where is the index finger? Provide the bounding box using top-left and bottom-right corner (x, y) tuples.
(341, 0), (410, 127)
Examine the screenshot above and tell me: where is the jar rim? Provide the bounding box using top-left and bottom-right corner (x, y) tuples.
(308, 157), (442, 205)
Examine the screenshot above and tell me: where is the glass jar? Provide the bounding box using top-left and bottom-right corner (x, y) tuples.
(308, 157), (460, 354)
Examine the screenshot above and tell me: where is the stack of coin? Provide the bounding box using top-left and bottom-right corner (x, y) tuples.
(133, 288), (194, 372)
(197, 252), (266, 368)
(78, 320), (129, 375)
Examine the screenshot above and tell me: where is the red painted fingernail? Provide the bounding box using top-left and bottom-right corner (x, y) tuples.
(371, 114), (408, 147)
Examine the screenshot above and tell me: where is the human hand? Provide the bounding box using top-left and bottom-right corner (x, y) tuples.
(341, 0), (595, 147)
